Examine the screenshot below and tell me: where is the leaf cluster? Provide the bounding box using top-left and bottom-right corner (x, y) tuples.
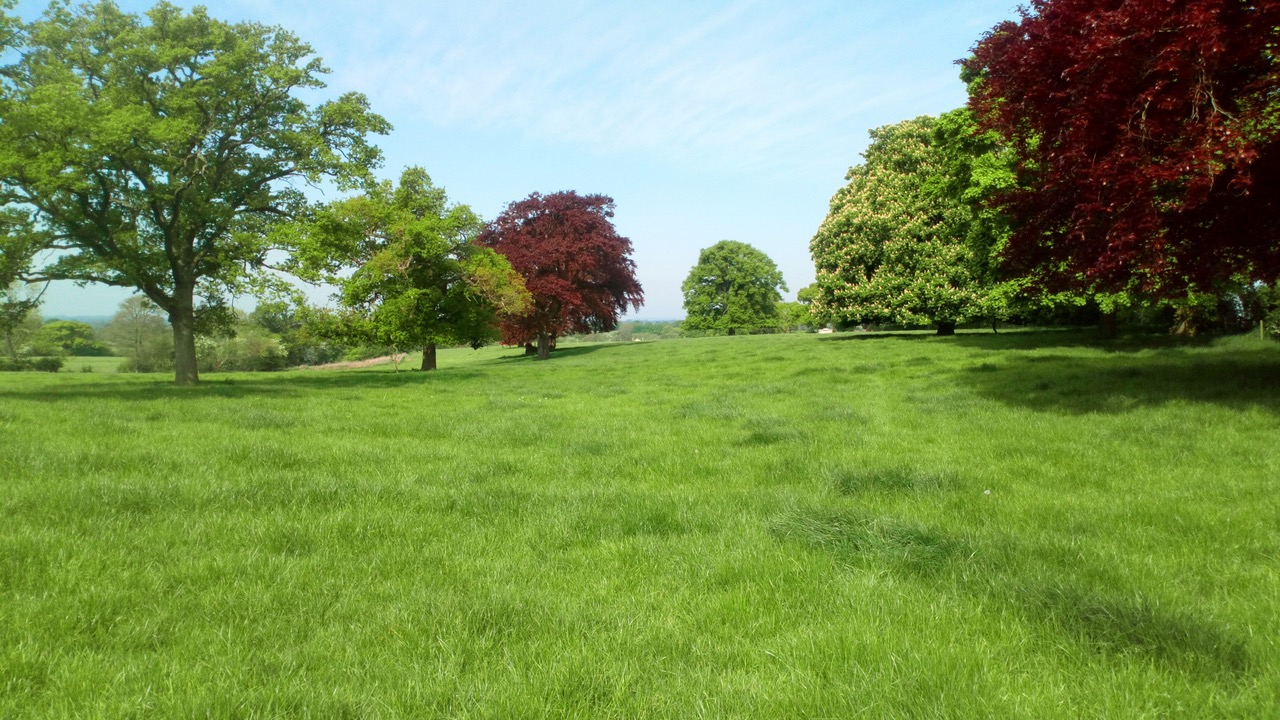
(964, 0), (1280, 295)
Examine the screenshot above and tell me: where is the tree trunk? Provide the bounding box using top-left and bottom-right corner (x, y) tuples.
(420, 342), (437, 371)
(727, 327), (736, 336)
(170, 284), (199, 385)
(537, 331), (550, 360)
(936, 321), (956, 336)
(4, 331), (16, 362)
(1098, 310), (1119, 340)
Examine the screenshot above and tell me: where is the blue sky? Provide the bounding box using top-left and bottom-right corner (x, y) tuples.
(20, 0), (1019, 320)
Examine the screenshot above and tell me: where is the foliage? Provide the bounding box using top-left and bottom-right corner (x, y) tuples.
(0, 354), (62, 372)
(810, 116), (989, 334)
(295, 167), (530, 371)
(102, 296), (173, 372)
(964, 0), (1280, 296)
(776, 301), (812, 332)
(249, 301), (345, 366)
(195, 321), (287, 373)
(681, 240), (787, 335)
(1, 281), (44, 361)
(477, 191), (644, 359)
(0, 1), (390, 384)
(28, 320), (111, 357)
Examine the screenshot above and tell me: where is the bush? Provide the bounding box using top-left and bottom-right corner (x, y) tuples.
(196, 327), (288, 372)
(31, 356), (64, 372)
(0, 357), (32, 371)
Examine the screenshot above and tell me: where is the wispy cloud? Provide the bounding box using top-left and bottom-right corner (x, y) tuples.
(235, 0), (985, 177)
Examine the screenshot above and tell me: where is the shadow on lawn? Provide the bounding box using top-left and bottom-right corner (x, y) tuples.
(775, 504), (1252, 679)
(955, 349), (1280, 415)
(0, 365), (495, 403)
(491, 343), (629, 363)
(823, 327), (1217, 353)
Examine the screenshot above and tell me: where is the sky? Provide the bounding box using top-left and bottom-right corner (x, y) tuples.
(18, 0), (1020, 321)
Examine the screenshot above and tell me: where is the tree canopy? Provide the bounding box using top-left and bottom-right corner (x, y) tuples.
(964, 0), (1280, 296)
(681, 240), (786, 335)
(477, 191), (643, 359)
(296, 167), (530, 371)
(0, 1), (390, 384)
(810, 116), (989, 335)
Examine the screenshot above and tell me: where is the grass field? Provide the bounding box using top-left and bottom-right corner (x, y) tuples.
(2, 330), (1278, 718)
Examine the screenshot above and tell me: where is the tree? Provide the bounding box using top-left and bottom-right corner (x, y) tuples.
(681, 240), (786, 335)
(0, 1), (389, 384)
(810, 116), (988, 335)
(103, 295), (172, 372)
(249, 300), (344, 366)
(964, 0), (1280, 297)
(1, 282), (43, 362)
(29, 320), (111, 356)
(298, 168), (530, 370)
(477, 191), (644, 359)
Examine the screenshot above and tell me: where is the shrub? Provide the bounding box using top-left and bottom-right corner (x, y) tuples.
(31, 356), (64, 372)
(0, 357), (33, 372)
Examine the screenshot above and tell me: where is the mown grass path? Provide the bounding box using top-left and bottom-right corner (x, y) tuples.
(2, 331), (1277, 717)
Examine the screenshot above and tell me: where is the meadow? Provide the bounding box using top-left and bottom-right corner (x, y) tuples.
(1, 330), (1277, 718)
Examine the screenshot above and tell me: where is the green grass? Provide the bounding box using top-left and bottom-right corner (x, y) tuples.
(2, 330), (1278, 718)
(58, 356), (124, 374)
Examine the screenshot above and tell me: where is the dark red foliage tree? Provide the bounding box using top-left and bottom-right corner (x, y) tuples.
(477, 191), (644, 359)
(964, 0), (1280, 296)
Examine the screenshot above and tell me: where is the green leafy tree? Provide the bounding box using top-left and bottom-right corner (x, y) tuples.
(249, 300), (344, 366)
(1, 282), (43, 362)
(29, 320), (111, 357)
(103, 295), (172, 372)
(776, 301), (812, 332)
(298, 168), (530, 371)
(0, 1), (389, 384)
(682, 241), (787, 335)
(194, 312), (287, 373)
(810, 116), (991, 335)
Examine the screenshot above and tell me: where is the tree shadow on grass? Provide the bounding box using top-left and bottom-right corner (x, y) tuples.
(954, 350), (1280, 415)
(773, 504), (1252, 679)
(491, 343), (632, 363)
(0, 365), (497, 404)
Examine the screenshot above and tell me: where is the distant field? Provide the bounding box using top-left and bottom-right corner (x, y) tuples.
(58, 356), (123, 374)
(2, 330), (1277, 718)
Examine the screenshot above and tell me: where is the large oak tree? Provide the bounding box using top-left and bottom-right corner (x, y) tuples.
(0, 1), (389, 384)
(964, 0), (1280, 296)
(477, 191), (643, 359)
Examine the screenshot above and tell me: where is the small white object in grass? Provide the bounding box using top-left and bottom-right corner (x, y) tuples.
(983, 489), (991, 495)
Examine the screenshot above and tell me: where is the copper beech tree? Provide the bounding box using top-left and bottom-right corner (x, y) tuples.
(964, 0), (1280, 296)
(477, 192), (643, 359)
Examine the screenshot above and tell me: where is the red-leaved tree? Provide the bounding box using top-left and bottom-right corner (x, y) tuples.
(477, 191), (644, 359)
(964, 0), (1280, 296)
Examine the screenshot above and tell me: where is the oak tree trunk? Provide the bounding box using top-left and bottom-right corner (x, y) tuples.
(421, 342), (437, 371)
(169, 282), (199, 385)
